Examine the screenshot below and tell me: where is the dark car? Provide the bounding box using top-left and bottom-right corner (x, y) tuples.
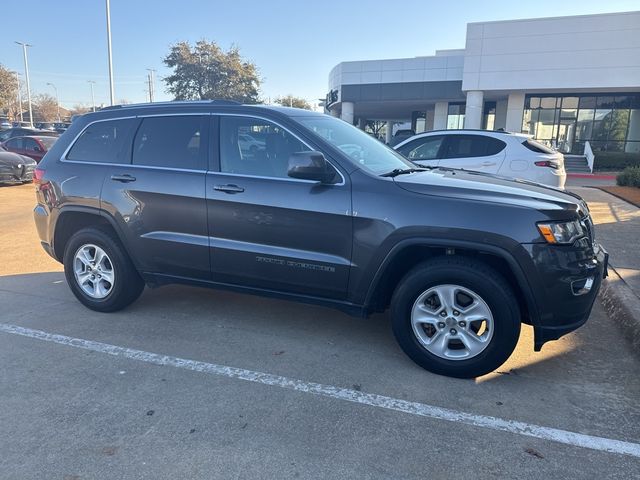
(0, 150), (37, 184)
(0, 127), (58, 143)
(388, 128), (416, 147)
(2, 135), (58, 163)
(32, 101), (607, 378)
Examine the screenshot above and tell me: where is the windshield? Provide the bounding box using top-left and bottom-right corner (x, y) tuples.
(296, 115), (414, 175)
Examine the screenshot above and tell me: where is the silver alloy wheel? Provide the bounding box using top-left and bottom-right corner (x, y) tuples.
(73, 244), (115, 299)
(411, 284), (494, 360)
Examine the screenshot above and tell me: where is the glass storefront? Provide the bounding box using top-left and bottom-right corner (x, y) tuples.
(522, 94), (640, 154)
(447, 103), (465, 129)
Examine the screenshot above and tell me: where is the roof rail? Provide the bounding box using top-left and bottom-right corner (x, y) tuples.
(100, 99), (242, 111)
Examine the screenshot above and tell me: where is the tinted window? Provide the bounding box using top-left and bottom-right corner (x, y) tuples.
(220, 116), (307, 179)
(38, 137), (57, 149)
(5, 138), (21, 149)
(132, 116), (205, 170)
(396, 136), (444, 161)
(442, 135), (505, 159)
(24, 138), (39, 151)
(522, 139), (555, 154)
(67, 118), (137, 163)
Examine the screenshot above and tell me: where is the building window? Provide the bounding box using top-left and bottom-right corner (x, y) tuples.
(483, 102), (496, 130)
(447, 103), (465, 129)
(523, 94), (640, 154)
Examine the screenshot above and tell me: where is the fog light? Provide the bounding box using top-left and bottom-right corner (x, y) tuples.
(571, 276), (594, 296)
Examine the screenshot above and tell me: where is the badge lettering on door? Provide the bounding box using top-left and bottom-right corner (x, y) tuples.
(256, 256), (335, 273)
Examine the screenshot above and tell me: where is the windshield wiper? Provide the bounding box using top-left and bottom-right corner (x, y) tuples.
(380, 167), (430, 177)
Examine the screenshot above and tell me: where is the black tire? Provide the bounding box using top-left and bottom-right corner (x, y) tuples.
(391, 256), (520, 378)
(63, 226), (145, 312)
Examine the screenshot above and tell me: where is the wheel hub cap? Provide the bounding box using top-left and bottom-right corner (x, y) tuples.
(73, 244), (115, 299)
(411, 284), (494, 360)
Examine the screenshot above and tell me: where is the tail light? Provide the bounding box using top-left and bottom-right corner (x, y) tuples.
(33, 167), (49, 190)
(534, 160), (560, 170)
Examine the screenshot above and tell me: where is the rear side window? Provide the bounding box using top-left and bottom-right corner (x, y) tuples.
(67, 118), (137, 163)
(522, 139), (555, 154)
(132, 116), (206, 170)
(5, 138), (22, 149)
(396, 136), (444, 161)
(442, 135), (506, 159)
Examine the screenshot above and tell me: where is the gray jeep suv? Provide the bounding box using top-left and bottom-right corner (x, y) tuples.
(33, 101), (607, 378)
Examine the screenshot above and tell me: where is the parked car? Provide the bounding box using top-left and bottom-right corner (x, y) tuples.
(237, 132), (265, 154)
(0, 127), (58, 143)
(2, 135), (57, 163)
(0, 150), (36, 184)
(394, 129), (567, 189)
(35, 122), (56, 131)
(12, 121), (32, 128)
(33, 101), (607, 378)
(54, 122), (71, 133)
(1, 120), (11, 130)
(389, 128), (415, 147)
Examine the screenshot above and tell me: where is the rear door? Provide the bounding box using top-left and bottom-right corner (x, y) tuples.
(395, 135), (445, 167)
(100, 114), (210, 280)
(206, 114), (352, 299)
(437, 134), (506, 173)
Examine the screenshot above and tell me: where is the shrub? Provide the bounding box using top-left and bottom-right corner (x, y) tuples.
(593, 152), (640, 171)
(616, 167), (640, 187)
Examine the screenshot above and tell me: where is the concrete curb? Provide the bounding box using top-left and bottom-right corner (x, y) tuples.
(599, 267), (640, 353)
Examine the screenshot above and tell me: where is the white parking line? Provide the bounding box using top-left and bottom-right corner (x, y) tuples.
(1, 321), (639, 459)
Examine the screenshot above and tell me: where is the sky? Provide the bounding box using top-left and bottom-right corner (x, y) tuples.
(1, 0), (638, 109)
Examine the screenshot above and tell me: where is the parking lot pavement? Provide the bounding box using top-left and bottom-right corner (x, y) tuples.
(1, 184), (639, 479)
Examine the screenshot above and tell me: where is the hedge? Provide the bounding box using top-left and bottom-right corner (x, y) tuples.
(593, 152), (640, 171)
(617, 167), (640, 187)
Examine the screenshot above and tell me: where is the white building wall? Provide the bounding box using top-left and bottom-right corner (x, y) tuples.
(462, 11), (640, 92)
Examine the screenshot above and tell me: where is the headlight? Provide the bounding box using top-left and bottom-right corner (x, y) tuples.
(537, 220), (584, 244)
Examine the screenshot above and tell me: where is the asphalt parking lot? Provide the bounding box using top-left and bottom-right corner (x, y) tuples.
(1, 183), (639, 479)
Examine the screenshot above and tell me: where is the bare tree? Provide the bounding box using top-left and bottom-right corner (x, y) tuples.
(0, 64), (19, 117)
(32, 93), (59, 122)
(274, 95), (311, 110)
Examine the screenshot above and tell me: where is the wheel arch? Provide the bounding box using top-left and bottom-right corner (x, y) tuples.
(364, 239), (540, 328)
(52, 207), (138, 270)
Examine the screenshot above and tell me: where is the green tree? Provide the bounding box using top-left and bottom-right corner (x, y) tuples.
(0, 64), (19, 117)
(274, 95), (311, 110)
(163, 40), (261, 103)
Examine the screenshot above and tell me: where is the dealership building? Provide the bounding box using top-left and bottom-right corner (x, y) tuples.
(326, 11), (640, 155)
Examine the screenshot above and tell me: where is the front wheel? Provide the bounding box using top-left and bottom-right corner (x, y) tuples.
(391, 256), (521, 378)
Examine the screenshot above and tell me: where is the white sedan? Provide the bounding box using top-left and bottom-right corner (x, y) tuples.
(393, 130), (566, 189)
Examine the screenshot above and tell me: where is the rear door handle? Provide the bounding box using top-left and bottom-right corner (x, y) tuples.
(111, 174), (136, 183)
(214, 184), (244, 194)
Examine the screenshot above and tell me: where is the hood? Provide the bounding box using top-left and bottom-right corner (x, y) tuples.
(394, 167), (584, 213)
(0, 152), (37, 166)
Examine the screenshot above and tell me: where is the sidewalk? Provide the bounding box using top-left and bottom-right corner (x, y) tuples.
(570, 187), (640, 350)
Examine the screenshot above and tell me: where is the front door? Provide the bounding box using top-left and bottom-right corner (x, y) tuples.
(100, 114), (210, 280)
(206, 115), (352, 299)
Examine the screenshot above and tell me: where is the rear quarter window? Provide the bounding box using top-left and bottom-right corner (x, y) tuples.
(66, 118), (137, 163)
(522, 139), (556, 154)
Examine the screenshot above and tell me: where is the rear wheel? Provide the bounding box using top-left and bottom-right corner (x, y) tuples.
(63, 227), (144, 312)
(391, 256), (521, 378)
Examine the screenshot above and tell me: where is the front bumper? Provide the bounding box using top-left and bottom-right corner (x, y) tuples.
(0, 163), (35, 183)
(523, 242), (608, 350)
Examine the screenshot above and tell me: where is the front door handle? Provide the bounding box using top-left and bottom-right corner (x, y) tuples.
(111, 174), (137, 183)
(214, 184), (244, 194)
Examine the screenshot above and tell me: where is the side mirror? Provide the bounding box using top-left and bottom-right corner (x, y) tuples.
(288, 151), (336, 183)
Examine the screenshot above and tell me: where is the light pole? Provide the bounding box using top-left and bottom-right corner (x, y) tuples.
(105, 0), (115, 105)
(88, 80), (96, 112)
(146, 68), (156, 102)
(15, 41), (33, 128)
(46, 82), (61, 122)
(14, 72), (23, 122)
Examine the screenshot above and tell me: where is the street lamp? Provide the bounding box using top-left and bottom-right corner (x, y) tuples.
(46, 82), (61, 122)
(105, 0), (115, 105)
(88, 80), (96, 112)
(15, 41), (33, 128)
(13, 72), (23, 122)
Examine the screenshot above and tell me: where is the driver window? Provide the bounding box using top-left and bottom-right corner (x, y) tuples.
(219, 116), (306, 179)
(397, 136), (444, 161)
